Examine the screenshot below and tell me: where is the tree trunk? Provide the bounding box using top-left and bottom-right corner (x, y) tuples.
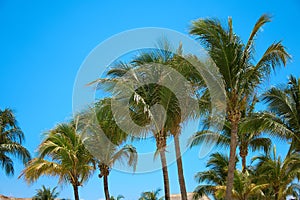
(103, 175), (110, 200)
(225, 120), (238, 200)
(159, 149), (171, 200)
(72, 184), (80, 200)
(239, 146), (248, 173)
(174, 133), (187, 200)
(241, 154), (246, 173)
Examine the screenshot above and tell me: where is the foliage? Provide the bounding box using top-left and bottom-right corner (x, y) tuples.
(139, 188), (164, 200)
(110, 195), (125, 200)
(0, 108), (31, 176)
(252, 146), (300, 200)
(190, 13), (290, 199)
(32, 185), (59, 200)
(20, 122), (95, 200)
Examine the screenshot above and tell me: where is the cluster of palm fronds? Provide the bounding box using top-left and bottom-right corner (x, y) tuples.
(1, 13), (299, 200)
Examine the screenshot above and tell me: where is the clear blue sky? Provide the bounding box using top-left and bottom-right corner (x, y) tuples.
(1, 1), (300, 199)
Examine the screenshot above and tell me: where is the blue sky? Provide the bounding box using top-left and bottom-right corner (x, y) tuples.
(1, 0), (300, 199)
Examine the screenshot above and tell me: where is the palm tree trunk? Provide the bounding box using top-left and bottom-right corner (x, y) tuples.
(225, 120), (238, 200)
(103, 175), (110, 200)
(174, 133), (187, 200)
(240, 151), (247, 173)
(72, 184), (80, 200)
(239, 146), (247, 173)
(159, 149), (171, 200)
(241, 155), (246, 173)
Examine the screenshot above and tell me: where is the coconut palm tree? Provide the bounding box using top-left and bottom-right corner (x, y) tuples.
(190, 14), (290, 199)
(32, 185), (59, 200)
(0, 108), (31, 176)
(193, 153), (231, 199)
(190, 96), (271, 172)
(96, 144), (137, 200)
(92, 42), (201, 200)
(193, 153), (267, 200)
(139, 188), (164, 200)
(244, 75), (300, 155)
(252, 146), (300, 200)
(110, 195), (125, 200)
(20, 122), (95, 200)
(212, 170), (268, 200)
(242, 75), (300, 169)
(79, 99), (137, 200)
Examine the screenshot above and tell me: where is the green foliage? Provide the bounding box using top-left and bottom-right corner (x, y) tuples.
(110, 195), (125, 200)
(20, 122), (95, 200)
(139, 188), (163, 200)
(0, 108), (31, 176)
(252, 146), (300, 200)
(193, 153), (268, 200)
(32, 185), (59, 200)
(190, 14), (290, 199)
(190, 97), (271, 171)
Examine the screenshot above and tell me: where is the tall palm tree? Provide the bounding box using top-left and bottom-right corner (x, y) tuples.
(93, 43), (200, 200)
(252, 146), (300, 200)
(79, 99), (137, 200)
(20, 122), (95, 200)
(190, 96), (271, 172)
(32, 185), (59, 200)
(190, 14), (290, 199)
(139, 188), (164, 200)
(0, 108), (30, 176)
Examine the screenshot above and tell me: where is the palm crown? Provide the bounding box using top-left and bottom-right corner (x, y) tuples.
(0, 108), (30, 176)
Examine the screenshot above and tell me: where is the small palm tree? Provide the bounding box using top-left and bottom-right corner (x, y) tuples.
(139, 188), (164, 200)
(193, 153), (267, 200)
(252, 146), (300, 200)
(110, 195), (125, 200)
(96, 144), (137, 200)
(190, 14), (290, 199)
(32, 185), (59, 200)
(213, 170), (268, 200)
(0, 108), (31, 176)
(79, 99), (137, 200)
(20, 122), (95, 200)
(193, 153), (231, 199)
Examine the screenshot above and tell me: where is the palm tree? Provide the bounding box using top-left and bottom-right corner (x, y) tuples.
(213, 170), (268, 200)
(97, 144), (137, 200)
(32, 185), (59, 200)
(93, 42), (200, 200)
(244, 75), (300, 155)
(79, 99), (137, 200)
(190, 96), (271, 172)
(0, 108), (31, 176)
(252, 146), (300, 200)
(110, 195), (125, 200)
(20, 122), (95, 200)
(139, 188), (164, 200)
(193, 153), (267, 200)
(193, 153), (231, 199)
(190, 14), (290, 199)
